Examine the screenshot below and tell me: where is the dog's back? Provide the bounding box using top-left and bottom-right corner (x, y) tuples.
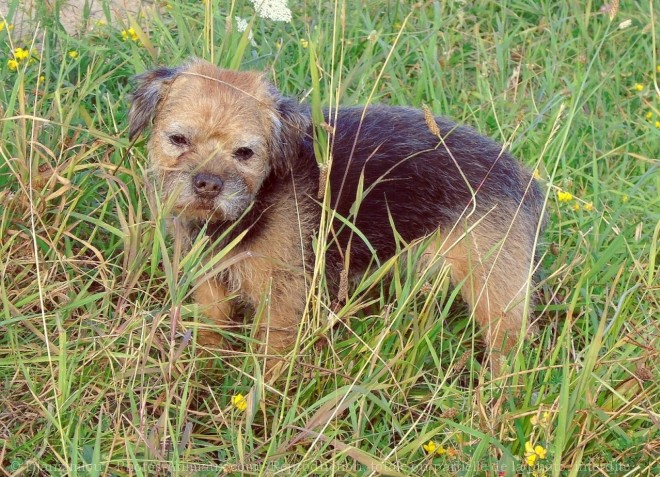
(316, 105), (545, 367)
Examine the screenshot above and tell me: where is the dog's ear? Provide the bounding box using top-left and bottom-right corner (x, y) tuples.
(268, 87), (310, 176)
(128, 66), (182, 141)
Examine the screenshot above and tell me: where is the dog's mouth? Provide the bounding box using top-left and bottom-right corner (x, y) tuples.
(169, 198), (221, 220)
(171, 196), (252, 222)
(190, 199), (216, 211)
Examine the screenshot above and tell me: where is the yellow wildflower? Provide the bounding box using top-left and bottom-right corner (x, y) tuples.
(524, 441), (547, 466)
(275, 40), (282, 50)
(584, 202), (594, 212)
(422, 440), (447, 456)
(572, 203), (580, 211)
(0, 21), (5, 32)
(14, 47), (29, 61)
(532, 471), (547, 477)
(657, 65), (660, 73)
(557, 190), (573, 202)
(231, 393), (247, 411)
(300, 38), (309, 48)
(526, 453), (538, 466)
(68, 50), (79, 59)
(531, 410), (552, 426)
(39, 75), (45, 82)
(122, 27), (139, 42)
(633, 83), (644, 91)
(533, 168), (541, 180)
(622, 194), (629, 203)
(646, 111), (654, 121)
(534, 445), (547, 459)
(422, 440), (438, 454)
(7, 58), (19, 71)
(655, 121), (660, 128)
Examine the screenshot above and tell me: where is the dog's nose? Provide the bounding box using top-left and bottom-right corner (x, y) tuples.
(192, 173), (224, 199)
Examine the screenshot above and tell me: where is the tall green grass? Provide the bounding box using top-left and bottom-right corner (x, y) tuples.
(1, 1), (658, 475)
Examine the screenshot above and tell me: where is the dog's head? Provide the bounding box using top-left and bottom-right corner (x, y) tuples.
(128, 59), (308, 221)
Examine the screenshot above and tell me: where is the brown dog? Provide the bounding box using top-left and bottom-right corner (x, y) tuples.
(128, 59), (545, 369)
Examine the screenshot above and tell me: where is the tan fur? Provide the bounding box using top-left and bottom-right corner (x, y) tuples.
(148, 64), (278, 221)
(421, 206), (537, 369)
(194, 187), (314, 353)
(194, 277), (234, 346)
(142, 62), (312, 353)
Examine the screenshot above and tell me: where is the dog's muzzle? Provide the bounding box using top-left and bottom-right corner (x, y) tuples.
(192, 172), (224, 199)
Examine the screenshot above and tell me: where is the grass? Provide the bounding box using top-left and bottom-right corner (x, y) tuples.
(1, 0), (658, 475)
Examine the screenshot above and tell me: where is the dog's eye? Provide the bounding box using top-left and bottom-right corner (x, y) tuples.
(233, 147), (254, 160)
(168, 134), (190, 147)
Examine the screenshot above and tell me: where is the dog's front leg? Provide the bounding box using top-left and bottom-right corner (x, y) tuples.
(241, 267), (306, 358)
(194, 277), (235, 347)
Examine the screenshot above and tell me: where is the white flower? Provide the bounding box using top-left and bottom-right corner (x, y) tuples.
(618, 19), (632, 29)
(234, 16), (256, 46)
(236, 16), (249, 32)
(250, 0), (292, 23)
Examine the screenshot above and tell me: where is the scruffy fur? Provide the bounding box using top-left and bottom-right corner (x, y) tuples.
(128, 59), (546, 369)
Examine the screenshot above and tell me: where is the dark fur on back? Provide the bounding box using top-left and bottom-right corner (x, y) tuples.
(323, 106), (543, 270)
(202, 103), (544, 284)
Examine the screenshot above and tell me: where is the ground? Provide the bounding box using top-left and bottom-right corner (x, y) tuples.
(0, 0), (145, 37)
